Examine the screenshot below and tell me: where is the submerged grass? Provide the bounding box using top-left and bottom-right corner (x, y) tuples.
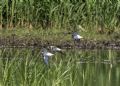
(0, 48), (120, 86)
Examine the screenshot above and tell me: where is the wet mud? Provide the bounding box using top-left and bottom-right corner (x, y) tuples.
(0, 35), (120, 49)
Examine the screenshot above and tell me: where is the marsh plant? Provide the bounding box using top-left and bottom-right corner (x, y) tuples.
(0, 48), (120, 86)
(0, 0), (119, 32)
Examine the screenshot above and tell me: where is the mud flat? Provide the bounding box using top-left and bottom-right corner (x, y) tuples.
(0, 35), (120, 50)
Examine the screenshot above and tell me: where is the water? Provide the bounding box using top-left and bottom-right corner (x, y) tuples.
(0, 48), (120, 86)
(75, 63), (120, 86)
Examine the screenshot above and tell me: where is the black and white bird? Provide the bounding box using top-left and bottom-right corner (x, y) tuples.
(48, 45), (65, 55)
(41, 48), (54, 65)
(72, 32), (83, 43)
(49, 46), (62, 52)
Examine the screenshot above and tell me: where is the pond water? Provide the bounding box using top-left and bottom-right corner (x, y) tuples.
(0, 48), (120, 86)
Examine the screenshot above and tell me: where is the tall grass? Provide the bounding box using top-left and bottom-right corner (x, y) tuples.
(0, 0), (120, 31)
(0, 48), (120, 86)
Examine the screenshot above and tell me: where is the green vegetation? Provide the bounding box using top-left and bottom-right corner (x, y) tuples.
(0, 48), (120, 86)
(0, 28), (118, 42)
(0, 0), (120, 42)
(0, 1), (120, 86)
(0, 0), (120, 34)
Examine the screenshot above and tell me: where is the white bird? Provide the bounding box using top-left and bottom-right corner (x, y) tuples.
(49, 46), (62, 52)
(41, 49), (54, 65)
(72, 32), (83, 40)
(72, 32), (83, 45)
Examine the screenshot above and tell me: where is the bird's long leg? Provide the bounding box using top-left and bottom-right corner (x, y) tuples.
(73, 39), (75, 48)
(73, 39), (76, 50)
(77, 39), (80, 48)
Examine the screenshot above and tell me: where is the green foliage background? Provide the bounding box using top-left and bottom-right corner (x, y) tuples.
(0, 0), (120, 30)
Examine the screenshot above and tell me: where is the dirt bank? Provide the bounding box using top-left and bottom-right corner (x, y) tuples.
(0, 36), (120, 49)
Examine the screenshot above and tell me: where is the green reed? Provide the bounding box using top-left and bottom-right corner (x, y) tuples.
(0, 48), (120, 86)
(0, 0), (119, 32)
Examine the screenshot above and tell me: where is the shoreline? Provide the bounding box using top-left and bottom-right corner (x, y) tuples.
(0, 36), (120, 50)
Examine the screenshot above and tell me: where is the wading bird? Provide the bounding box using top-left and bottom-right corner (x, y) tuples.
(41, 48), (54, 65)
(72, 32), (83, 44)
(48, 46), (64, 60)
(49, 46), (62, 52)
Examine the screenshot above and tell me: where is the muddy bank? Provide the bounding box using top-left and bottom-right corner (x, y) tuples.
(0, 36), (120, 49)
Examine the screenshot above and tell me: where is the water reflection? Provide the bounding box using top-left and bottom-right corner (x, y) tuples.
(0, 48), (120, 86)
(76, 63), (120, 86)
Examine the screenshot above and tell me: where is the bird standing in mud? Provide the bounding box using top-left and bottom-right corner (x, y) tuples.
(72, 32), (83, 44)
(41, 49), (54, 65)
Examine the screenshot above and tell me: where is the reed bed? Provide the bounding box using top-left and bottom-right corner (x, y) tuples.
(0, 0), (119, 33)
(0, 48), (120, 86)
(0, 1), (120, 86)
